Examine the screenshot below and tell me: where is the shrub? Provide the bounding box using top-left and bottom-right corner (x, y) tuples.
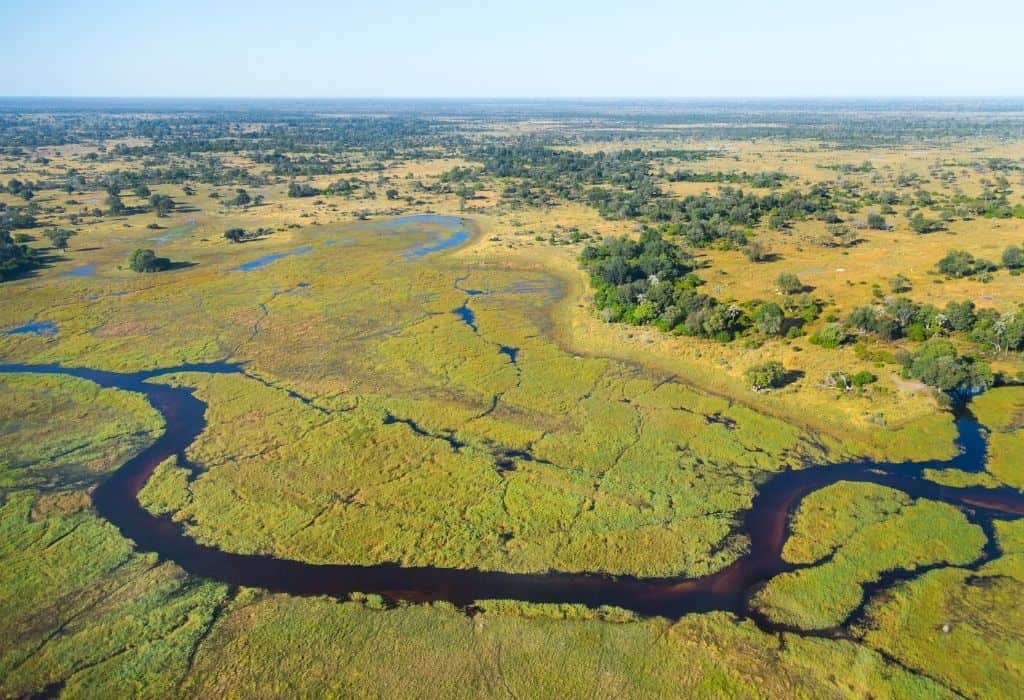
(851, 370), (877, 388)
(903, 339), (993, 394)
(810, 323), (848, 349)
(776, 272), (803, 294)
(128, 248), (171, 273)
(889, 275), (911, 293)
(936, 249), (977, 278)
(743, 239), (771, 262)
(867, 212), (888, 230)
(745, 361), (787, 391)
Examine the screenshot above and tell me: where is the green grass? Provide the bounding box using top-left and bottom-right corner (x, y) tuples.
(971, 386), (1024, 489)
(856, 559), (1024, 699)
(0, 373), (162, 490)
(781, 482), (909, 565)
(182, 595), (954, 699)
(753, 484), (986, 629)
(0, 377), (229, 699)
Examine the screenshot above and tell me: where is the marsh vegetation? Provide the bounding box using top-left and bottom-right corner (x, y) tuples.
(1, 98), (1023, 698)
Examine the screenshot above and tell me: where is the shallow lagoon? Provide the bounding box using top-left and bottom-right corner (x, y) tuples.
(5, 321), (58, 336)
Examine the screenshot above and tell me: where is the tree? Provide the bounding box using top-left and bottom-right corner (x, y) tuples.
(867, 212), (888, 230)
(0, 230), (37, 280)
(253, 193), (265, 206)
(231, 189), (252, 207)
(135, 184), (152, 198)
(288, 182), (317, 198)
(128, 248), (171, 273)
(385, 188), (400, 200)
(889, 275), (911, 293)
(1003, 245), (1024, 270)
(936, 249), (976, 278)
(743, 239), (771, 262)
(745, 361), (787, 391)
(43, 227), (75, 251)
(224, 228), (246, 243)
(944, 300), (977, 332)
(105, 192), (125, 215)
(753, 302), (784, 335)
(902, 339), (993, 394)
(149, 194), (175, 217)
(776, 272), (803, 294)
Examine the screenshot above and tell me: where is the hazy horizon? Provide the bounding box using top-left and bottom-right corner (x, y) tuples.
(3, 0), (1023, 98)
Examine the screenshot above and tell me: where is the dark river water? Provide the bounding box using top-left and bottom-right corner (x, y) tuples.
(1, 361), (1021, 629)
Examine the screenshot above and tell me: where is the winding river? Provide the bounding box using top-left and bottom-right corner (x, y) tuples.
(1, 360), (1022, 630)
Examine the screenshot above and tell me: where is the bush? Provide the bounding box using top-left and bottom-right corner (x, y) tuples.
(128, 248), (171, 273)
(1004, 245), (1024, 270)
(999, 244), (1024, 270)
(936, 249), (977, 278)
(851, 370), (877, 388)
(745, 361), (787, 391)
(867, 212), (888, 230)
(743, 239), (771, 262)
(889, 275), (911, 293)
(810, 323), (848, 349)
(903, 339), (993, 394)
(776, 272), (803, 294)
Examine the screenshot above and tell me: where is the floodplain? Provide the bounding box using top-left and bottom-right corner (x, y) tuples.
(1, 99), (1023, 698)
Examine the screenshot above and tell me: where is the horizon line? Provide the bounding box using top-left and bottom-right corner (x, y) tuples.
(3, 95), (1024, 101)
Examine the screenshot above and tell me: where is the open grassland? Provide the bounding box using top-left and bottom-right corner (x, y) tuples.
(129, 222), (822, 579)
(0, 373), (162, 490)
(854, 518), (1024, 699)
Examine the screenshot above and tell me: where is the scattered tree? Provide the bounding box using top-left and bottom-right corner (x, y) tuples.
(743, 239), (771, 262)
(867, 212), (888, 230)
(149, 194), (175, 217)
(128, 248), (171, 273)
(776, 272), (803, 294)
(1003, 245), (1024, 270)
(745, 361), (787, 391)
(43, 227), (75, 251)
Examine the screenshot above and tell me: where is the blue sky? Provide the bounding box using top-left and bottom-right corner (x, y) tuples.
(2, 0), (1022, 97)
